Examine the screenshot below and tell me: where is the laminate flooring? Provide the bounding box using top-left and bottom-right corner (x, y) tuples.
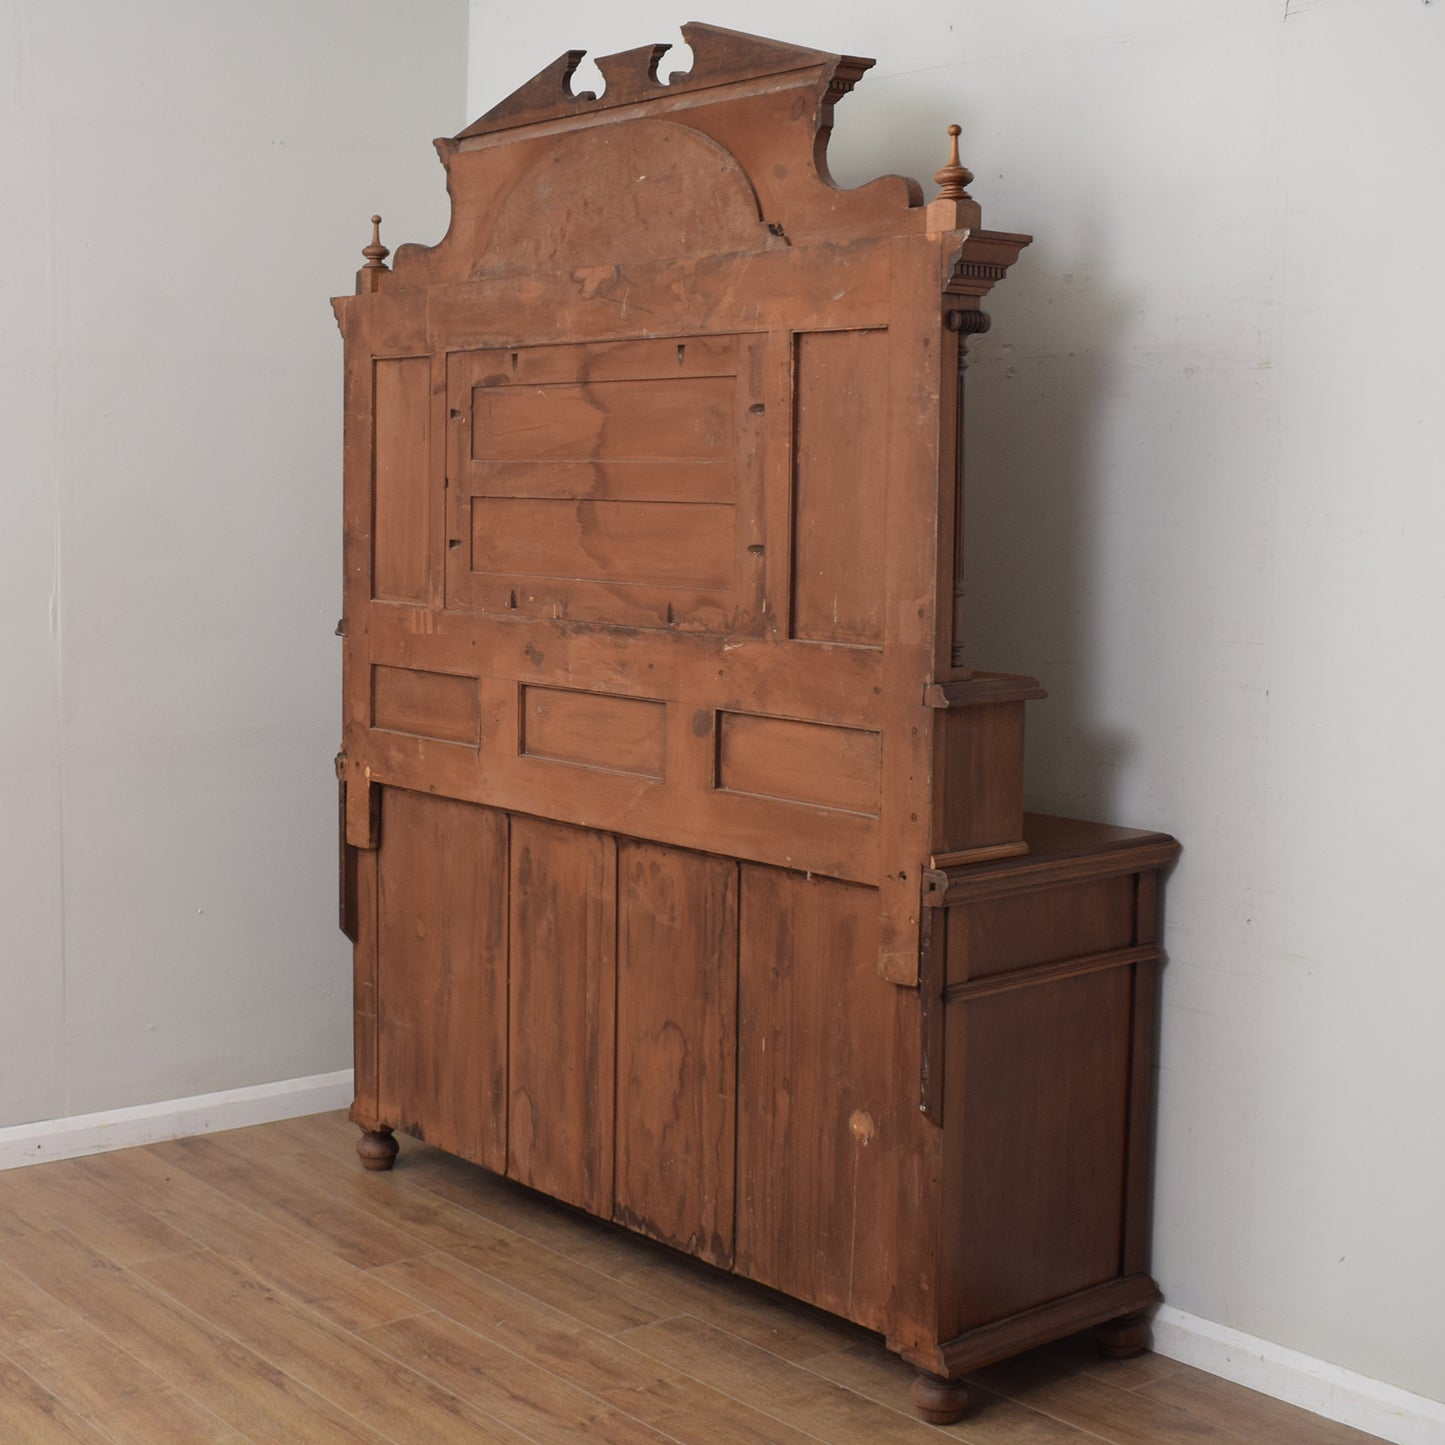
(0, 1111), (1386, 1444)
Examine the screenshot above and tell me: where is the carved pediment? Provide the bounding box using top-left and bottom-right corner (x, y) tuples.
(458, 21), (872, 139)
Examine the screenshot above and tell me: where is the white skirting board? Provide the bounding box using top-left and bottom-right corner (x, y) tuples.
(0, 1070), (354, 1171)
(1152, 1305), (1445, 1445)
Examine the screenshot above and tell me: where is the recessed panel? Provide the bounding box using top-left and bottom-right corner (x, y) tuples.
(372, 356), (431, 603)
(950, 969), (1131, 1332)
(371, 665), (480, 745)
(472, 498), (734, 591)
(717, 712), (881, 815)
(472, 375), (734, 462)
(791, 329), (887, 645)
(521, 685), (666, 778)
(447, 335), (765, 632)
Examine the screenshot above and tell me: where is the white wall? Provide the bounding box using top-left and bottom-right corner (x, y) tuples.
(469, 0), (1445, 1407)
(0, 1), (467, 1124)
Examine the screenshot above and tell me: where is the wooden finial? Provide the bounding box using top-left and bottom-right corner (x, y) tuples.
(362, 214), (390, 270)
(934, 124), (974, 201)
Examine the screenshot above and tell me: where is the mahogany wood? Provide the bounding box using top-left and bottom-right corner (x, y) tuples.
(333, 23), (1179, 1420)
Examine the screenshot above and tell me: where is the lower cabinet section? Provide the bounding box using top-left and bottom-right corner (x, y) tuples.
(349, 789), (1178, 1416)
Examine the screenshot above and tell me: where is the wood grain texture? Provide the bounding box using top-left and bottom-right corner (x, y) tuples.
(0, 1219), (395, 1442)
(136, 1248), (536, 1441)
(370, 663), (481, 744)
(373, 1252), (828, 1445)
(734, 867), (935, 1342)
(0, 1360), (114, 1444)
(942, 968), (1133, 1338)
(0, 1113), (1384, 1445)
(355, 1309), (678, 1444)
(717, 712), (882, 815)
(377, 788), (508, 1170)
(948, 873), (1138, 985)
(472, 497), (736, 589)
(371, 354), (432, 603)
(522, 685), (666, 778)
(69, 1145), (421, 1333)
(791, 328), (888, 645)
(932, 701), (1027, 856)
(508, 814), (616, 1215)
(614, 841), (738, 1265)
(0, 1257), (242, 1443)
(472, 374), (735, 462)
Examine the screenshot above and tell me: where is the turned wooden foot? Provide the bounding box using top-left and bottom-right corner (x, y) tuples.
(356, 1127), (399, 1171)
(911, 1370), (969, 1425)
(1094, 1309), (1151, 1359)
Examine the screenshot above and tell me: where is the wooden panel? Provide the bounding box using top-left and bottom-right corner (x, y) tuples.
(472, 498), (734, 590)
(614, 841), (738, 1266)
(791, 329), (887, 645)
(717, 711), (881, 815)
(947, 874), (1137, 986)
(376, 789), (508, 1172)
(372, 356), (431, 603)
(735, 867), (933, 1339)
(521, 685), (666, 778)
(508, 816), (615, 1215)
(933, 701), (1026, 858)
(464, 334), (741, 386)
(943, 967), (1132, 1336)
(371, 664), (480, 744)
(473, 376), (734, 461)
(446, 333), (766, 633)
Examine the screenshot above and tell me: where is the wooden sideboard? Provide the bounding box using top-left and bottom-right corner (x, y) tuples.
(332, 24), (1178, 1422)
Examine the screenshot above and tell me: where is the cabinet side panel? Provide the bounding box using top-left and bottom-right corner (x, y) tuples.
(943, 968), (1131, 1336)
(736, 866), (934, 1340)
(375, 788), (508, 1170)
(791, 329), (887, 645)
(614, 841), (738, 1267)
(508, 815), (616, 1215)
(372, 356), (432, 603)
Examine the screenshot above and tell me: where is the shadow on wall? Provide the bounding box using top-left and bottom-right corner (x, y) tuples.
(961, 222), (1140, 823)
(828, 82), (1142, 821)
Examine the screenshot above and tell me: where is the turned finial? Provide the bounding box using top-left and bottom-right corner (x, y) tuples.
(934, 124), (974, 201)
(361, 214), (390, 270)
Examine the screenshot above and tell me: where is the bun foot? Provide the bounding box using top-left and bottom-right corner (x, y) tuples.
(911, 1370), (969, 1424)
(356, 1128), (399, 1171)
(1094, 1309), (1151, 1359)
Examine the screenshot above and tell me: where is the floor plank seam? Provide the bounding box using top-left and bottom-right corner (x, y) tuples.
(613, 1314), (934, 1443)
(357, 1305), (690, 1445)
(108, 1243), (415, 1445)
(0, 1343), (123, 1445)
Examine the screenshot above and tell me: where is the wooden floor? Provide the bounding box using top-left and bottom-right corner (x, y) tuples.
(0, 1112), (1384, 1444)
